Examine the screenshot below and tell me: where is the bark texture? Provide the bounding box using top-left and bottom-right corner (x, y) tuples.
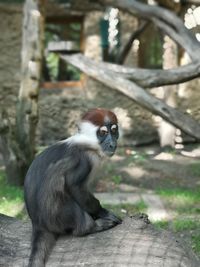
(16, 0), (44, 174)
(96, 60), (200, 89)
(0, 214), (199, 267)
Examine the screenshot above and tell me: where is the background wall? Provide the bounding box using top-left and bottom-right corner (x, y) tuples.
(0, 4), (22, 123)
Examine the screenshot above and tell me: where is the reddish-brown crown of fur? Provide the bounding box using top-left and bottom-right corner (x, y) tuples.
(82, 108), (118, 126)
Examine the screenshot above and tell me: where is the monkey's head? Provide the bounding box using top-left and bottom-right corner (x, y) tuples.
(81, 108), (119, 157)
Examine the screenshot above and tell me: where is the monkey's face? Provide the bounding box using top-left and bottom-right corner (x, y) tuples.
(80, 108), (119, 157)
(97, 123), (119, 157)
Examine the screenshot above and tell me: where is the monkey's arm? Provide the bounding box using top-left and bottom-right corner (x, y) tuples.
(69, 185), (121, 223)
(65, 152), (121, 223)
(67, 179), (121, 223)
(70, 185), (102, 216)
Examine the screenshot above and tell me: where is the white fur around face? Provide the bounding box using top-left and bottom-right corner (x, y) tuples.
(66, 121), (100, 149)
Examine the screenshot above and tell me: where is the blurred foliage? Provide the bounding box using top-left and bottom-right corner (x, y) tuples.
(139, 24), (163, 68)
(155, 187), (200, 256)
(0, 170), (24, 218)
(111, 175), (122, 185)
(189, 162), (200, 176)
(192, 234), (200, 254)
(146, 32), (163, 68)
(156, 188), (200, 214)
(154, 218), (200, 256)
(173, 219), (200, 232)
(44, 23), (81, 81)
(46, 52), (59, 81)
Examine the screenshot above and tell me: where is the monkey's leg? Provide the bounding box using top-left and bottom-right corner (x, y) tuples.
(97, 207), (122, 224)
(71, 201), (118, 236)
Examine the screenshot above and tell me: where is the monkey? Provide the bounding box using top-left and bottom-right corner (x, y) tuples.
(24, 108), (122, 267)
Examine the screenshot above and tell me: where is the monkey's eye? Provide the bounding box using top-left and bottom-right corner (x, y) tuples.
(111, 124), (118, 134)
(99, 126), (108, 136)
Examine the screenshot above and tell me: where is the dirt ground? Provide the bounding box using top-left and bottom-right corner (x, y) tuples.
(94, 144), (200, 193)
(94, 144), (200, 259)
(1, 143), (199, 192)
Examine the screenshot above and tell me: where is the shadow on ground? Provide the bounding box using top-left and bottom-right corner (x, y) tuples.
(94, 144), (200, 193)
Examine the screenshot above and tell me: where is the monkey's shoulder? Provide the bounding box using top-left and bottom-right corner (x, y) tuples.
(24, 142), (93, 197)
(28, 141), (92, 174)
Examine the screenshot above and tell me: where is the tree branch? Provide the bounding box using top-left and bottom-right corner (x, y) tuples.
(71, 0), (200, 87)
(116, 20), (149, 64)
(62, 54), (200, 141)
(91, 60), (200, 88)
(99, 0), (200, 60)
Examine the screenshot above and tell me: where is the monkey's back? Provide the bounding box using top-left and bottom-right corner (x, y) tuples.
(24, 141), (91, 230)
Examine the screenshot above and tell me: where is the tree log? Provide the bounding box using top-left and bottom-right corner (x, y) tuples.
(62, 54), (200, 141)
(0, 214), (199, 267)
(86, 60), (200, 88)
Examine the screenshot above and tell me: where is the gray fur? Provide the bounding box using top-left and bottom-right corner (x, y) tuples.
(24, 128), (121, 267)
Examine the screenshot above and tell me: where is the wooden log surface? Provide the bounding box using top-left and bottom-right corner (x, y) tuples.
(0, 214), (199, 267)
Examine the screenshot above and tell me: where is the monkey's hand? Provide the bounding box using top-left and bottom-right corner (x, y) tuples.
(98, 208), (122, 224)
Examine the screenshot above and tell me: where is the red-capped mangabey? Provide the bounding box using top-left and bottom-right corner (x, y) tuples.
(24, 108), (122, 267)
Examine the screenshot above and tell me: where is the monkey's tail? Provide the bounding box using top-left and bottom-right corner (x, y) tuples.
(28, 228), (57, 267)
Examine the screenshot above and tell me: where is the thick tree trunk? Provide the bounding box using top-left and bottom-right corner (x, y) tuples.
(62, 54), (200, 141)
(16, 0), (45, 176)
(0, 214), (199, 267)
(158, 36), (178, 148)
(0, 0), (45, 185)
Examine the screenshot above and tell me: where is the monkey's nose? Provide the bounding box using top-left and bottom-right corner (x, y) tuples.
(109, 143), (116, 150)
